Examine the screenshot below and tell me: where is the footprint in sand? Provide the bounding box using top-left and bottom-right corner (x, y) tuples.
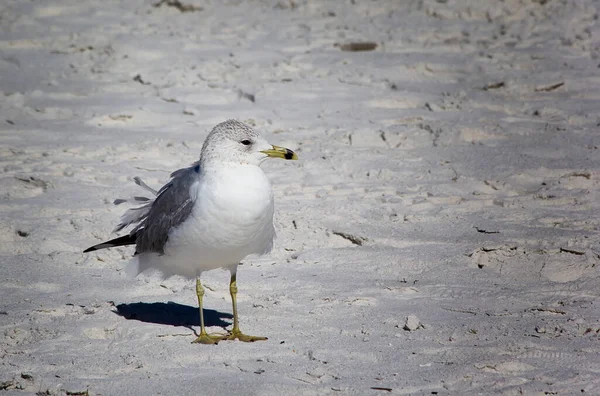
(1, 176), (50, 199)
(470, 245), (599, 283)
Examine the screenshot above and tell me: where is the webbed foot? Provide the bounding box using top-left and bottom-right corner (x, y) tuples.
(224, 329), (267, 342)
(192, 332), (227, 345)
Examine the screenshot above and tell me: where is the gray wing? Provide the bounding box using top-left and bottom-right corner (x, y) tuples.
(133, 162), (201, 255)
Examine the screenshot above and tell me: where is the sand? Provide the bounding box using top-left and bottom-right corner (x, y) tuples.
(1, 0), (600, 394)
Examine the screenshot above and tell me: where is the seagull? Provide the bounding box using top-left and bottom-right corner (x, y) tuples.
(84, 119), (297, 344)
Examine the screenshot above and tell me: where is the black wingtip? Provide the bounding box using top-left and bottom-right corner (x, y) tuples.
(83, 243), (109, 253)
(83, 234), (137, 254)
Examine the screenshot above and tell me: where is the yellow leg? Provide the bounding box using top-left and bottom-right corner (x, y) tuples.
(192, 277), (226, 345)
(224, 272), (267, 342)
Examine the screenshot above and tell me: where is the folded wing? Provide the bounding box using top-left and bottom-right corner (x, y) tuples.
(84, 162), (201, 255)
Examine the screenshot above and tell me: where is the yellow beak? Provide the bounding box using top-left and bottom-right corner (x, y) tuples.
(261, 145), (298, 160)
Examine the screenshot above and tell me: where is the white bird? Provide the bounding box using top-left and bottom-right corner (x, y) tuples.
(84, 119), (297, 344)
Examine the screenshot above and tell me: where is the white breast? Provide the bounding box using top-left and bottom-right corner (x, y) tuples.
(149, 163), (275, 278)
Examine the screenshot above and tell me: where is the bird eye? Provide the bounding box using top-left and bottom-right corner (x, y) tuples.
(241, 139), (252, 146)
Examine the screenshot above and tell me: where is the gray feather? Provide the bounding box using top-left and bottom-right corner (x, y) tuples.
(113, 203), (153, 233)
(134, 176), (158, 195)
(112, 176), (158, 227)
(114, 196), (151, 206)
(134, 162), (200, 254)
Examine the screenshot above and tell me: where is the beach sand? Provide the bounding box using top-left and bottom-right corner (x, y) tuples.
(1, 0), (600, 394)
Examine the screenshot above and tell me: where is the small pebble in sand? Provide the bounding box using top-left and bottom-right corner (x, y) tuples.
(403, 315), (423, 331)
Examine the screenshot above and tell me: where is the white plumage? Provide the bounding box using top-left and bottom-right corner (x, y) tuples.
(132, 164), (275, 279)
(85, 119), (297, 344)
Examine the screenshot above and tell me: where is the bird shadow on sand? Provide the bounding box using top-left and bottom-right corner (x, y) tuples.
(114, 302), (232, 335)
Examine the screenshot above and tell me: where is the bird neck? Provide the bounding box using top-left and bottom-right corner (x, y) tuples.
(200, 159), (260, 175)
